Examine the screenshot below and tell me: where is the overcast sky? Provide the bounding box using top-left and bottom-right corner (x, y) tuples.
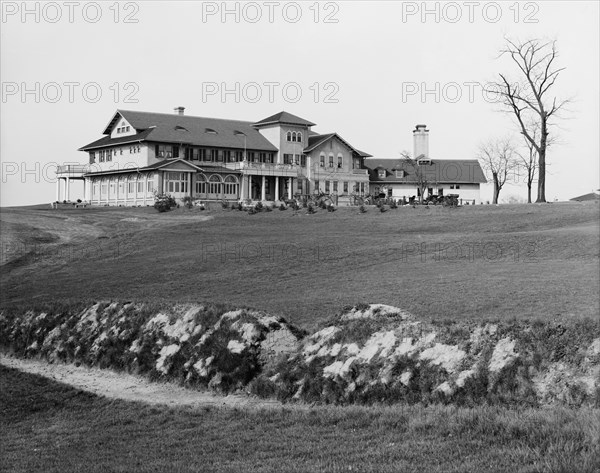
(1, 0), (598, 206)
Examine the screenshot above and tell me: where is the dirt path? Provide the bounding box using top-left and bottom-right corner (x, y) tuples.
(0, 354), (284, 410)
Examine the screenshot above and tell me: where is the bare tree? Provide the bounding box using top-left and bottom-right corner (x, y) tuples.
(489, 38), (569, 203)
(515, 121), (539, 204)
(400, 151), (434, 204)
(478, 138), (518, 204)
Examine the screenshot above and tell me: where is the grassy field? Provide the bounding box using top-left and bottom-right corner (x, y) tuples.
(1, 202), (598, 329)
(2, 365), (599, 473)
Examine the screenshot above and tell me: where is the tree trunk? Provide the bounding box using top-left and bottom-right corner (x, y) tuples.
(492, 173), (500, 204)
(527, 182), (532, 204)
(536, 119), (548, 203)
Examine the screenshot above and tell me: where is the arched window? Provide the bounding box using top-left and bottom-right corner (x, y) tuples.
(209, 174), (222, 194)
(286, 131), (292, 142)
(297, 132), (302, 143)
(224, 175), (239, 195)
(195, 174), (207, 194)
(337, 154), (343, 168)
(319, 153), (325, 167)
(292, 132), (297, 142)
(328, 154), (334, 167)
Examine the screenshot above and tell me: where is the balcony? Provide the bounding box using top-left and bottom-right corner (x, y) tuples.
(56, 165), (88, 177)
(236, 161), (300, 177)
(352, 168), (369, 175)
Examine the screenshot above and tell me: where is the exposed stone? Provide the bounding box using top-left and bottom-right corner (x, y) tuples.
(227, 340), (246, 354)
(489, 338), (518, 373)
(419, 343), (466, 373)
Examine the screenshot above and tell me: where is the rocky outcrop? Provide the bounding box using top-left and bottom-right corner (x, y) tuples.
(1, 303), (598, 406)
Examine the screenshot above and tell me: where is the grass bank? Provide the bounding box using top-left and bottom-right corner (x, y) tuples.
(2, 365), (599, 473)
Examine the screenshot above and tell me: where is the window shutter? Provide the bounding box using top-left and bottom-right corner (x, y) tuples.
(155, 144), (159, 157)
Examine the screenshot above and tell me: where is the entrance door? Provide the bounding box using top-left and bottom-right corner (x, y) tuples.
(164, 172), (190, 198)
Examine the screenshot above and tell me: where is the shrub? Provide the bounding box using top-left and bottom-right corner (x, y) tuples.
(279, 204), (287, 211)
(221, 200), (229, 210)
(380, 205), (387, 213)
(154, 193), (177, 213)
(359, 205), (367, 214)
(319, 200), (327, 210)
(390, 200), (398, 209)
(307, 203), (316, 214)
(327, 204), (336, 212)
(264, 205), (272, 212)
(237, 202), (243, 211)
(255, 202), (264, 212)
(77, 199), (82, 203)
(247, 207), (257, 215)
(182, 196), (194, 209)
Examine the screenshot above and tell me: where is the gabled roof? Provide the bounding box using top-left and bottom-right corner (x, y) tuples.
(253, 111), (316, 128)
(365, 158), (487, 184)
(303, 133), (372, 157)
(570, 192), (600, 202)
(82, 110), (278, 152)
(83, 159), (240, 177)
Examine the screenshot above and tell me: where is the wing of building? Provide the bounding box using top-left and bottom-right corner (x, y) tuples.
(365, 125), (487, 204)
(57, 108), (372, 206)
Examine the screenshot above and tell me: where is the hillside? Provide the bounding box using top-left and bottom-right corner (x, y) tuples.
(1, 202), (598, 329)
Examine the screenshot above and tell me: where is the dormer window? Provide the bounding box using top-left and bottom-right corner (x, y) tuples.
(205, 128), (217, 134)
(378, 170), (386, 179)
(395, 170), (406, 178)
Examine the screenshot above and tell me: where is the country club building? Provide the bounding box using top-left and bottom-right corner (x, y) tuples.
(56, 108), (372, 206)
(365, 125), (487, 204)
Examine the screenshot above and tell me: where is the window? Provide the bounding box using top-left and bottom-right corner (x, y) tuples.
(208, 175), (222, 194)
(235, 151), (243, 161)
(456, 185), (461, 189)
(328, 154), (334, 167)
(319, 154), (325, 167)
(450, 184), (461, 190)
(223, 175), (239, 195)
(195, 174), (207, 194)
(259, 152), (266, 163)
(90, 151), (95, 163)
(292, 132), (297, 142)
(92, 182), (99, 197)
(297, 132), (302, 143)
(137, 181), (144, 193)
(286, 131), (292, 142)
(333, 181), (338, 192)
(337, 155), (343, 168)
(128, 181), (136, 194)
(118, 179), (125, 196)
(267, 153), (274, 163)
(314, 180), (319, 192)
(126, 126), (130, 132)
(224, 150), (232, 162)
(395, 170), (405, 178)
(283, 154), (293, 164)
(325, 181), (330, 192)
(353, 157), (361, 169)
(343, 181), (348, 193)
(109, 180), (116, 195)
(297, 179), (303, 194)
(293, 154), (300, 165)
(300, 155), (306, 166)
(147, 180), (154, 193)
(378, 170), (386, 179)
(166, 172), (188, 193)
(120, 148), (123, 155)
(157, 145), (173, 159)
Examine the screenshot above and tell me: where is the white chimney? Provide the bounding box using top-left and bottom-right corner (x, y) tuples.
(413, 124), (429, 159)
(174, 106), (185, 116)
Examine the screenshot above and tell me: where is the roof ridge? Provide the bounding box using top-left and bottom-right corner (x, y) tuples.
(117, 109), (256, 124)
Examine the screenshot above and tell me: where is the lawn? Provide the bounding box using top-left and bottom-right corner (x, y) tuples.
(1, 202), (598, 330)
(1, 365), (599, 473)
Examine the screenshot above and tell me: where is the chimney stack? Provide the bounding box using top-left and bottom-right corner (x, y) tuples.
(413, 124), (429, 159)
(174, 106), (185, 116)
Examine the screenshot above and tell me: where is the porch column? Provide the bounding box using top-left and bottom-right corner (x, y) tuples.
(287, 178), (292, 199)
(56, 178), (61, 202)
(65, 177), (70, 202)
(240, 175), (246, 200)
(82, 179), (86, 202)
(275, 177), (279, 201)
(261, 175), (266, 201)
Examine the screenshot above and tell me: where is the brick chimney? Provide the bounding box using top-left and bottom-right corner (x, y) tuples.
(174, 106), (185, 116)
(413, 124), (429, 159)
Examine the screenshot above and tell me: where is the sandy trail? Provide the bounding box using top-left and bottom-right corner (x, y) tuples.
(0, 355), (284, 410)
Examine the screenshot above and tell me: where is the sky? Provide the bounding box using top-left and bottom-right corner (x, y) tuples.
(1, 0), (599, 206)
